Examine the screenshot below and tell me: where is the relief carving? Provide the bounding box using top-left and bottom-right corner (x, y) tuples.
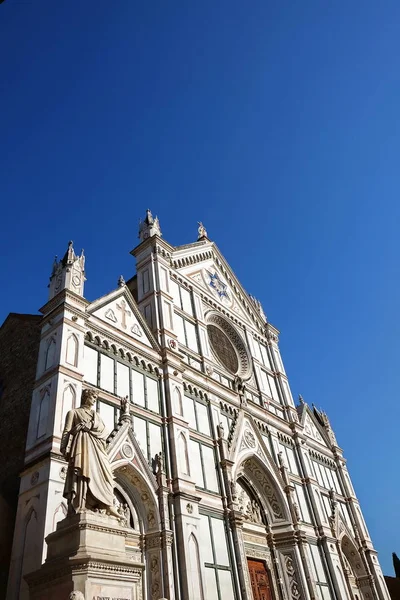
(243, 459), (284, 520)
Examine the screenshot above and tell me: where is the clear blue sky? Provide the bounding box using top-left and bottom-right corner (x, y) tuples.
(1, 1), (399, 575)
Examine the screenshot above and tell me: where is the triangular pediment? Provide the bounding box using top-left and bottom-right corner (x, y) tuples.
(87, 286), (159, 350)
(227, 412), (290, 523)
(229, 413), (283, 486)
(107, 419), (157, 491)
(172, 241), (268, 330)
(301, 406), (332, 449)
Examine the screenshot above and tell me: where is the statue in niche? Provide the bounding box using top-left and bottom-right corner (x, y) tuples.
(60, 389), (120, 518)
(236, 481), (263, 524)
(113, 494), (131, 527)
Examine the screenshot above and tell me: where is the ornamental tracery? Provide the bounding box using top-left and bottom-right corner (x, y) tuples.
(240, 458), (286, 521)
(205, 312), (252, 379)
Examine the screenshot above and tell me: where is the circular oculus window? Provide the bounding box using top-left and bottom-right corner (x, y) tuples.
(207, 324), (239, 374)
(206, 312), (252, 379)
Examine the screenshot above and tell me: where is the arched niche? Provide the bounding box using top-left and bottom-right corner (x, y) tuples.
(45, 337), (56, 371)
(188, 533), (204, 600)
(341, 535), (367, 578)
(52, 503), (67, 531)
(19, 507), (40, 600)
(177, 432), (190, 476)
(113, 463), (159, 533)
(173, 386), (183, 416)
(61, 384), (76, 431)
(37, 388), (50, 439)
(66, 333), (79, 367)
(235, 454), (290, 524)
(235, 478), (266, 526)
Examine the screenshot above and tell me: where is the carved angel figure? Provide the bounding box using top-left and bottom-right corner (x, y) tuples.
(60, 389), (119, 518)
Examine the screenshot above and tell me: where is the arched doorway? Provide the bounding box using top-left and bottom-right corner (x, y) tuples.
(235, 477), (275, 600)
(113, 463), (163, 600)
(232, 455), (293, 600)
(340, 534), (372, 600)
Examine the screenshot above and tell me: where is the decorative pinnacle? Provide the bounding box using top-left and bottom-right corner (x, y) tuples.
(138, 208), (162, 240)
(298, 394), (305, 405)
(118, 275), (126, 287)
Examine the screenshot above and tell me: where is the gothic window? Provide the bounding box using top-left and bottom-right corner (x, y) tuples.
(293, 483), (311, 523)
(100, 354), (114, 393)
(338, 501), (354, 533)
(311, 460), (341, 494)
(253, 337), (272, 370)
(132, 415), (162, 463)
(199, 514), (235, 600)
(170, 280), (194, 316)
(183, 395), (211, 436)
(116, 362), (130, 397)
(83, 345), (98, 385)
(321, 494), (332, 523)
(174, 313), (199, 353)
(189, 440), (219, 492)
(65, 334), (78, 366)
(98, 400), (118, 432)
(277, 443), (299, 475)
(307, 544), (332, 600)
(83, 344), (160, 414)
(259, 368), (281, 403)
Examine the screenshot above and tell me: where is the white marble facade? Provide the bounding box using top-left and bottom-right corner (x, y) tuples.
(6, 212), (390, 600)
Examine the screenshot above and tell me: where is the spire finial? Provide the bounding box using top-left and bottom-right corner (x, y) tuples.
(48, 240), (86, 300)
(197, 221), (207, 240)
(298, 394), (305, 405)
(138, 209), (162, 241)
(118, 275), (126, 287)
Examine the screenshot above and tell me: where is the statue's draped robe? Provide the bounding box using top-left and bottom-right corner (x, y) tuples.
(61, 407), (114, 512)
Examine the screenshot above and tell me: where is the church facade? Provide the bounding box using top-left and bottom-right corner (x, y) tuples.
(4, 210), (390, 600)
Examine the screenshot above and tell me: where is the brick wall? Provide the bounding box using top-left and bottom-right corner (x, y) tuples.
(0, 313), (41, 596)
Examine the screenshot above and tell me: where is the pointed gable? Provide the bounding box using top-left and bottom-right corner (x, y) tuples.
(87, 286), (159, 350)
(172, 240), (268, 332)
(300, 404), (333, 449)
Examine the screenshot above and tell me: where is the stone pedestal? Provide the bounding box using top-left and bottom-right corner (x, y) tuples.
(26, 512), (144, 600)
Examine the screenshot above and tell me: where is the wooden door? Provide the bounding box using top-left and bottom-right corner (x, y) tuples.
(247, 559), (273, 600)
